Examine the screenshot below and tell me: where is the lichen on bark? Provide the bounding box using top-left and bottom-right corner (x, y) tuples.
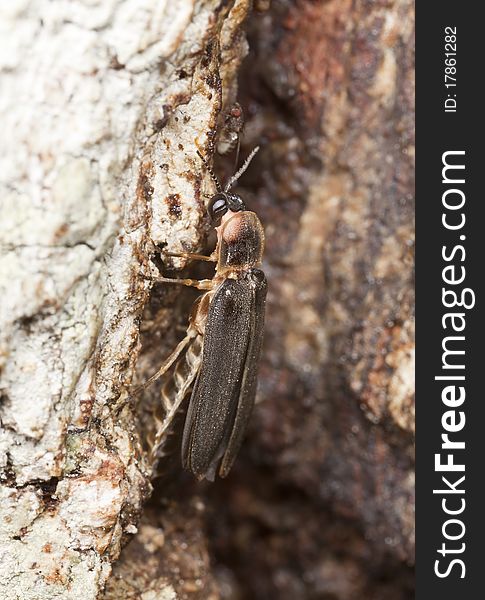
(1, 1), (251, 598)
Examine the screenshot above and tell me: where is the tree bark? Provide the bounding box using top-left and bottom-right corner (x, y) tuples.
(0, 1), (250, 598)
(202, 1), (415, 597)
(1, 0), (414, 598)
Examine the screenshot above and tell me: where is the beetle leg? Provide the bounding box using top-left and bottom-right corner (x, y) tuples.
(163, 251), (217, 262)
(151, 276), (214, 290)
(132, 330), (196, 394)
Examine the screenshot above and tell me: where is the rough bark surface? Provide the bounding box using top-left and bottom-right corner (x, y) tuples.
(1, 1), (250, 598)
(1, 0), (414, 599)
(202, 0), (415, 597)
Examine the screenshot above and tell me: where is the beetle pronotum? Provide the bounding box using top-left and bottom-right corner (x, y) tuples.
(136, 147), (266, 481)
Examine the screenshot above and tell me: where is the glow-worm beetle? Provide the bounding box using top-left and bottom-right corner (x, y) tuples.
(136, 147), (266, 481)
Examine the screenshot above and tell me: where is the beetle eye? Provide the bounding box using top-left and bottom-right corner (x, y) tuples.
(208, 193), (228, 225)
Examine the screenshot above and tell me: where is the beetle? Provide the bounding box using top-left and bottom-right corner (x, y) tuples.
(136, 147), (266, 481)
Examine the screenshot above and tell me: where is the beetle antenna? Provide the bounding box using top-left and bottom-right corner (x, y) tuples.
(232, 135), (241, 177)
(224, 146), (260, 192)
(197, 150), (222, 193)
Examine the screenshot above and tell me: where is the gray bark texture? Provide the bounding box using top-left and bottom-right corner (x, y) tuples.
(1, 0), (249, 597)
(0, 0), (414, 599)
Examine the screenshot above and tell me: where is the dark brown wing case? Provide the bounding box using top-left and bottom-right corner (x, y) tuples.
(181, 269), (267, 480)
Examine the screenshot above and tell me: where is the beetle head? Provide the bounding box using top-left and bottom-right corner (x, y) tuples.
(198, 146), (260, 226)
(207, 192), (246, 226)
